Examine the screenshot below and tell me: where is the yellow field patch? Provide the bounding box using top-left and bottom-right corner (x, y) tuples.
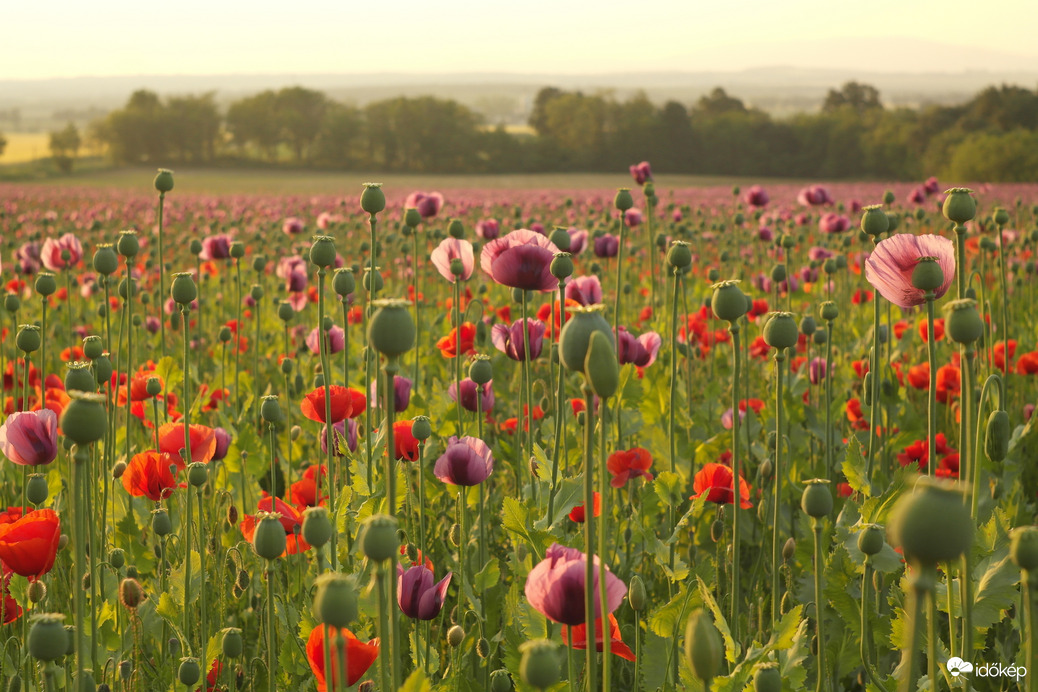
(0, 132), (50, 163)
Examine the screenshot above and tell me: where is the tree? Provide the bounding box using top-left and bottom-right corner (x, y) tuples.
(695, 88), (747, 116)
(96, 89), (169, 163)
(959, 85), (1038, 132)
(276, 87), (329, 163)
(651, 101), (694, 172)
(226, 91), (282, 161)
(0, 131), (6, 158)
(312, 102), (365, 168)
(946, 129), (1038, 182)
(529, 87), (563, 136)
(822, 81), (882, 116)
(49, 123), (81, 173)
(164, 93), (220, 162)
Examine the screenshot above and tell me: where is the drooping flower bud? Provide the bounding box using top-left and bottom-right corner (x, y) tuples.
(985, 410), (1010, 462)
(628, 575), (647, 612)
(684, 609), (723, 685)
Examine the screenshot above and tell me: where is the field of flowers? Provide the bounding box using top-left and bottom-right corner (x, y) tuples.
(0, 168), (1037, 692)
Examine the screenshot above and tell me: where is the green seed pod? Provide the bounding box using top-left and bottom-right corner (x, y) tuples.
(801, 479), (833, 518)
(519, 639), (560, 690)
(80, 336), (102, 361)
(360, 183), (386, 215)
(360, 514), (399, 562)
(770, 263), (786, 283)
(28, 613), (67, 662)
(92, 354), (112, 385)
(309, 235), (337, 268)
(819, 300), (838, 322)
(302, 507), (333, 548)
(333, 268), (355, 297)
(942, 188), (976, 225)
(313, 572), (359, 627)
(614, 188), (634, 212)
(448, 219), (464, 239)
(549, 252), (574, 282)
(752, 662), (781, 692)
(945, 298), (983, 344)
(35, 272), (57, 297)
(154, 168), (175, 193)
(447, 624), (465, 648)
(144, 376), (162, 398)
(189, 239), (203, 256)
(404, 208), (422, 228)
(882, 190), (895, 206)
(763, 312), (798, 350)
(178, 658), (201, 687)
(469, 356), (492, 385)
(708, 268), (720, 282)
(92, 243), (119, 276)
(985, 410), (1010, 462)
(710, 280), (747, 322)
(584, 331), (619, 399)
(886, 212), (900, 232)
(260, 395), (282, 425)
(857, 524), (886, 556)
(277, 301), (294, 323)
(249, 284), (263, 302)
(26, 474), (48, 506)
(152, 508), (172, 537)
(910, 257), (944, 293)
(64, 362), (95, 393)
(117, 230), (139, 258)
(558, 305), (613, 374)
(549, 228), (570, 252)
(411, 416), (432, 441)
(890, 476), (973, 565)
(684, 609), (723, 685)
(187, 462), (208, 488)
(60, 391), (107, 444)
(221, 628), (243, 659)
(476, 637), (490, 658)
(16, 325), (41, 354)
(368, 299), (416, 358)
(490, 668), (513, 692)
(782, 537), (796, 561)
(860, 205), (889, 237)
(993, 207), (1010, 226)
(252, 512), (287, 561)
(229, 241), (245, 259)
(628, 575), (647, 612)
(799, 315), (817, 336)
(1010, 526), (1038, 571)
(109, 549), (125, 569)
(4, 293), (20, 314)
(666, 241), (692, 270)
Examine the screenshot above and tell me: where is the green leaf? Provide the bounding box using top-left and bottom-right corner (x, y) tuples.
(647, 581), (692, 639)
(399, 669), (433, 692)
(765, 604), (804, 650)
(696, 576), (740, 662)
(474, 559), (501, 592)
(972, 553), (1019, 629)
(654, 471), (683, 507)
(842, 437), (871, 497)
(534, 476), (583, 531)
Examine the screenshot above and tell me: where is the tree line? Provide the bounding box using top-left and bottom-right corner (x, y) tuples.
(53, 81), (1038, 180)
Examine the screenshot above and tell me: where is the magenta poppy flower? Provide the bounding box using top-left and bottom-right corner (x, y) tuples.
(757, 227), (774, 242)
(433, 436), (494, 486)
(212, 427), (232, 462)
(923, 176), (940, 195)
(624, 209), (643, 227)
(593, 234), (619, 258)
(16, 242), (41, 275)
(397, 565), (452, 620)
(524, 543), (626, 626)
(565, 276), (602, 306)
(448, 378), (494, 413)
(865, 233), (956, 309)
(491, 319), (545, 361)
(818, 213), (850, 234)
(480, 229), (560, 292)
(40, 233), (83, 271)
(430, 237), (474, 283)
(283, 217), (305, 235)
(743, 185), (769, 207)
(201, 234), (233, 261)
(475, 218), (500, 240)
(797, 185), (834, 207)
(322, 419), (359, 456)
(568, 229), (588, 255)
(629, 161), (652, 185)
(0, 410), (58, 466)
(306, 325), (345, 354)
(615, 327), (661, 368)
(405, 191), (445, 219)
(809, 357), (827, 385)
(369, 375), (412, 413)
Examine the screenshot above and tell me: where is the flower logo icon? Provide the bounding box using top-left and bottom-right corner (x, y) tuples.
(947, 657), (974, 677)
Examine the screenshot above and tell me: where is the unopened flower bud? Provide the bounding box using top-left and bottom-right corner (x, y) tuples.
(519, 639), (560, 690)
(684, 609), (723, 685)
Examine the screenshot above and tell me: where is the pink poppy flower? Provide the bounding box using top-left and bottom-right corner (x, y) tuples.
(491, 319), (546, 361)
(40, 233), (83, 271)
(565, 276), (602, 306)
(480, 229), (560, 292)
(629, 161), (652, 185)
(405, 191), (445, 219)
(430, 237), (474, 283)
(433, 436), (494, 486)
(865, 233), (956, 309)
(797, 185), (834, 207)
(0, 410), (58, 466)
(524, 543), (626, 626)
(743, 185), (769, 207)
(397, 565), (451, 621)
(615, 327), (661, 368)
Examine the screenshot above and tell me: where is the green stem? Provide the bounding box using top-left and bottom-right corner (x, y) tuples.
(72, 445), (89, 689)
(157, 191), (167, 358)
(383, 358), (400, 687)
(318, 268), (337, 570)
(729, 321), (742, 645)
(580, 381), (597, 692)
(812, 518), (829, 692)
(1025, 570), (1035, 692)
(925, 294), (936, 476)
(521, 290), (535, 503)
(234, 258), (242, 419)
(267, 561), (276, 692)
(860, 560), (890, 692)
(898, 564), (934, 692)
(824, 318), (834, 485)
(545, 280), (567, 524)
(866, 252), (881, 478)
(198, 485), (207, 683)
(598, 398), (612, 689)
(997, 223), (1010, 398)
(771, 348), (785, 631)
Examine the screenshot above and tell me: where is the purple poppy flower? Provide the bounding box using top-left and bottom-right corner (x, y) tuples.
(480, 229), (560, 292)
(865, 233), (956, 309)
(405, 191), (445, 219)
(448, 378), (494, 413)
(923, 176), (940, 195)
(16, 242), (41, 275)
(430, 237), (474, 284)
(201, 234), (233, 261)
(524, 543), (626, 626)
(624, 209), (643, 228)
(593, 234), (619, 258)
(491, 319), (545, 361)
(306, 325), (345, 354)
(800, 266), (819, 283)
(797, 185), (834, 207)
(397, 565), (452, 620)
(0, 409), (58, 466)
(476, 218), (500, 240)
(322, 419), (358, 456)
(809, 246), (833, 262)
(757, 227), (774, 242)
(629, 161), (652, 185)
(433, 436), (494, 486)
(907, 187), (926, 205)
(145, 316), (161, 334)
(565, 275), (602, 306)
(615, 327), (662, 367)
(568, 229), (588, 255)
(282, 217), (305, 235)
(818, 213), (850, 234)
(809, 357), (827, 385)
(743, 185), (769, 207)
(369, 375), (412, 413)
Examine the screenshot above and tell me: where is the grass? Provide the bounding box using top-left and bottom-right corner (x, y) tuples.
(1, 164), (804, 194)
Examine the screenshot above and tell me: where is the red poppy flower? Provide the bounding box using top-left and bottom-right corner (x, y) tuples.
(561, 614), (636, 661)
(290, 465), (328, 510)
(893, 320), (909, 340)
(0, 508), (25, 526)
(1017, 351), (1038, 375)
(0, 568), (22, 624)
(852, 289), (873, 305)
(907, 363), (929, 390)
(239, 496), (310, 556)
(122, 450), (186, 501)
(935, 363), (960, 403)
(569, 492), (601, 523)
(607, 447), (654, 488)
(500, 405), (545, 434)
(746, 298), (769, 322)
(61, 346), (85, 362)
(570, 398), (586, 415)
(197, 384), (230, 412)
(692, 463), (752, 509)
(347, 306), (363, 325)
(837, 482), (853, 498)
(993, 340), (1017, 372)
(852, 359), (869, 379)
(918, 318), (945, 343)
(300, 386), (363, 424)
(0, 508), (60, 580)
(393, 419), (420, 461)
(845, 398), (868, 430)
(436, 322), (476, 359)
(306, 625), (379, 691)
(537, 299), (579, 339)
(400, 544), (434, 572)
(158, 422), (217, 464)
(749, 336), (770, 360)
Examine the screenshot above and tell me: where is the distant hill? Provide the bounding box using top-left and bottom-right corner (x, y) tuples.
(2, 66), (1036, 132)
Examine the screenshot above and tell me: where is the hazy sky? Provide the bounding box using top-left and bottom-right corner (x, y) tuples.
(4, 0), (1037, 79)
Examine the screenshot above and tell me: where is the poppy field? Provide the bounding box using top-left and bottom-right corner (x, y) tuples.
(2, 169), (1038, 692)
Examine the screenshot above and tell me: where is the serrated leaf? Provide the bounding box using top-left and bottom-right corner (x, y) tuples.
(972, 553), (1019, 629)
(842, 437), (871, 497)
(654, 471), (683, 507)
(696, 576), (740, 662)
(647, 581), (691, 638)
(534, 476), (583, 531)
(765, 604), (804, 650)
(399, 669), (433, 692)
(474, 558), (501, 592)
